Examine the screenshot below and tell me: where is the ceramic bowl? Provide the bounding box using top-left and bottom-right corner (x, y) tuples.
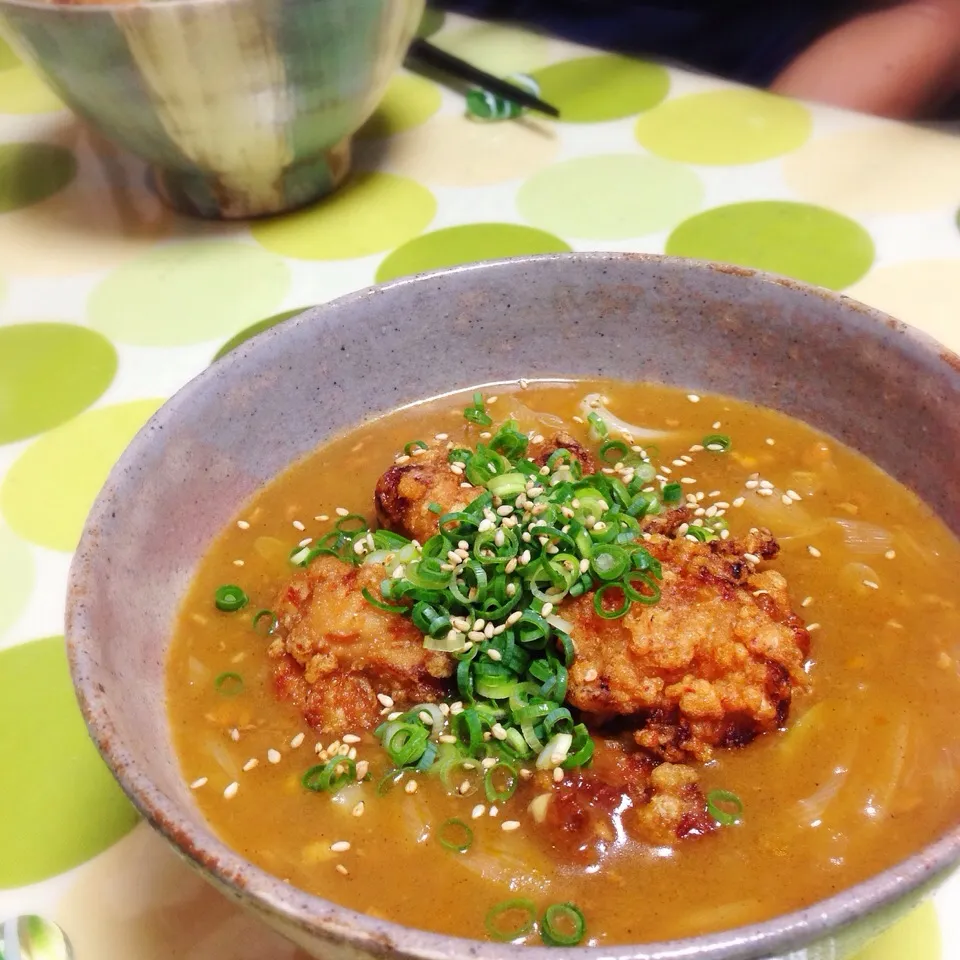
(0, 0), (423, 218)
(67, 253), (960, 960)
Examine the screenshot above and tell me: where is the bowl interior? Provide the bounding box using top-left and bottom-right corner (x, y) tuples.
(68, 253), (960, 960)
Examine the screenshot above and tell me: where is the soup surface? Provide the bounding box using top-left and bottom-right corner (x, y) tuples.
(167, 380), (960, 947)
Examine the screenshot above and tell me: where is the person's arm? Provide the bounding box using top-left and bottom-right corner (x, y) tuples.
(771, 0), (960, 118)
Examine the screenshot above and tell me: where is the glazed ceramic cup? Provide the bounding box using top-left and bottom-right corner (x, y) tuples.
(0, 0), (423, 218)
(67, 254), (960, 960)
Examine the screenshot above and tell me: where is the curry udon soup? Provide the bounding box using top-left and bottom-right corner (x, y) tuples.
(167, 380), (960, 947)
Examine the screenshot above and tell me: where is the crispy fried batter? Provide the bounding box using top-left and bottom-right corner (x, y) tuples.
(268, 555), (453, 734)
(538, 741), (714, 861)
(564, 530), (810, 762)
(374, 434), (596, 542)
(375, 444), (476, 544)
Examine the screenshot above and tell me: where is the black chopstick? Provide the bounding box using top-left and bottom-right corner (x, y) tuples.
(407, 38), (561, 118)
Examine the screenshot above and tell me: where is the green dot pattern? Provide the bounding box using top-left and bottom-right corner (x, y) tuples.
(530, 54), (669, 123)
(0, 143), (75, 212)
(0, 636), (139, 887)
(666, 201), (875, 290)
(0, 323), (117, 444)
(376, 222), (571, 283)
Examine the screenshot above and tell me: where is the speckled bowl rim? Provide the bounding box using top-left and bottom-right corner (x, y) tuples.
(67, 252), (960, 960)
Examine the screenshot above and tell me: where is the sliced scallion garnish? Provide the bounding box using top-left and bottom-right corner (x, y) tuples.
(703, 433), (732, 452)
(540, 902), (586, 947)
(302, 756), (357, 794)
(214, 671), (244, 696)
(252, 608), (277, 636)
(214, 585), (248, 612)
(485, 899), (537, 941)
(707, 788), (743, 826)
(437, 817), (473, 852)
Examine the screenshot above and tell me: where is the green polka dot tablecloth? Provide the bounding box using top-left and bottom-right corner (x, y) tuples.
(1, 11), (959, 959)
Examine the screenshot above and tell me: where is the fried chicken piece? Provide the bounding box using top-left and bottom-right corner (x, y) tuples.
(374, 433), (596, 542)
(268, 555), (453, 734)
(564, 530), (810, 763)
(538, 741), (714, 862)
(375, 444), (477, 544)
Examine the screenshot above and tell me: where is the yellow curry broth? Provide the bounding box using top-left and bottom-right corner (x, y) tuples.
(167, 380), (960, 945)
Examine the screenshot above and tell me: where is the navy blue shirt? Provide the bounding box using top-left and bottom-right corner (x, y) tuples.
(433, 1), (852, 86)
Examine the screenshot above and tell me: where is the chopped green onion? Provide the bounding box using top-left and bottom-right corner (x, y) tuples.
(214, 672), (243, 696)
(484, 761), (519, 803)
(427, 502), (443, 514)
(487, 472), (527, 498)
(593, 583), (631, 619)
(540, 902), (586, 947)
(703, 433), (732, 452)
(586, 411), (608, 439)
(590, 544), (629, 581)
(437, 817), (473, 852)
(376, 768), (404, 796)
(252, 609), (277, 636)
(464, 391), (492, 427)
(485, 899), (537, 941)
(662, 481), (683, 503)
(214, 585), (248, 612)
(685, 525), (716, 543)
(404, 440), (429, 455)
(302, 756), (357, 794)
(334, 513), (367, 533)
(598, 439), (629, 463)
(707, 788), (743, 826)
(623, 571), (661, 606)
(361, 586), (408, 614)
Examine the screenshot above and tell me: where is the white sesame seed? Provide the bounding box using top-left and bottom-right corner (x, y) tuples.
(744, 552), (761, 564)
(885, 549), (896, 560)
(395, 455), (410, 464)
(352, 802), (365, 817)
(712, 421), (721, 429)
(491, 722), (508, 740)
(331, 840), (351, 853)
(242, 758), (259, 772)
(502, 820), (521, 832)
(386, 711), (402, 722)
(405, 779), (419, 794)
(267, 749), (281, 764)
(467, 630), (485, 642)
(377, 693), (394, 708)
(435, 433), (449, 441)
(781, 494), (793, 506)
(439, 734), (457, 744)
(486, 648), (502, 661)
(335, 507), (350, 517)
(190, 777), (208, 789)
(863, 579), (879, 590)
(292, 519), (305, 531)
(681, 477), (697, 485)
(450, 464), (464, 476)
(553, 767), (564, 783)
(472, 804), (486, 819)
(807, 545), (822, 558)
(342, 734), (361, 744)
(506, 610), (523, 625)
(807, 623), (821, 632)
(672, 459), (686, 467)
(802, 596), (813, 607)
(336, 864), (349, 876)
(315, 514), (329, 522)
(687, 394), (701, 403)
(298, 537), (313, 548)
(232, 559), (244, 567)
(223, 781), (239, 799)
(229, 728), (240, 742)
(541, 601), (554, 617)
(236, 520), (250, 530)
(290, 733), (305, 749)
(584, 668), (598, 682)
(355, 761), (369, 781)
(489, 805), (499, 817)
(459, 780), (472, 795)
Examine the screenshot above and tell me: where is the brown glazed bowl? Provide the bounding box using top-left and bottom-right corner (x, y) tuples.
(67, 253), (960, 960)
